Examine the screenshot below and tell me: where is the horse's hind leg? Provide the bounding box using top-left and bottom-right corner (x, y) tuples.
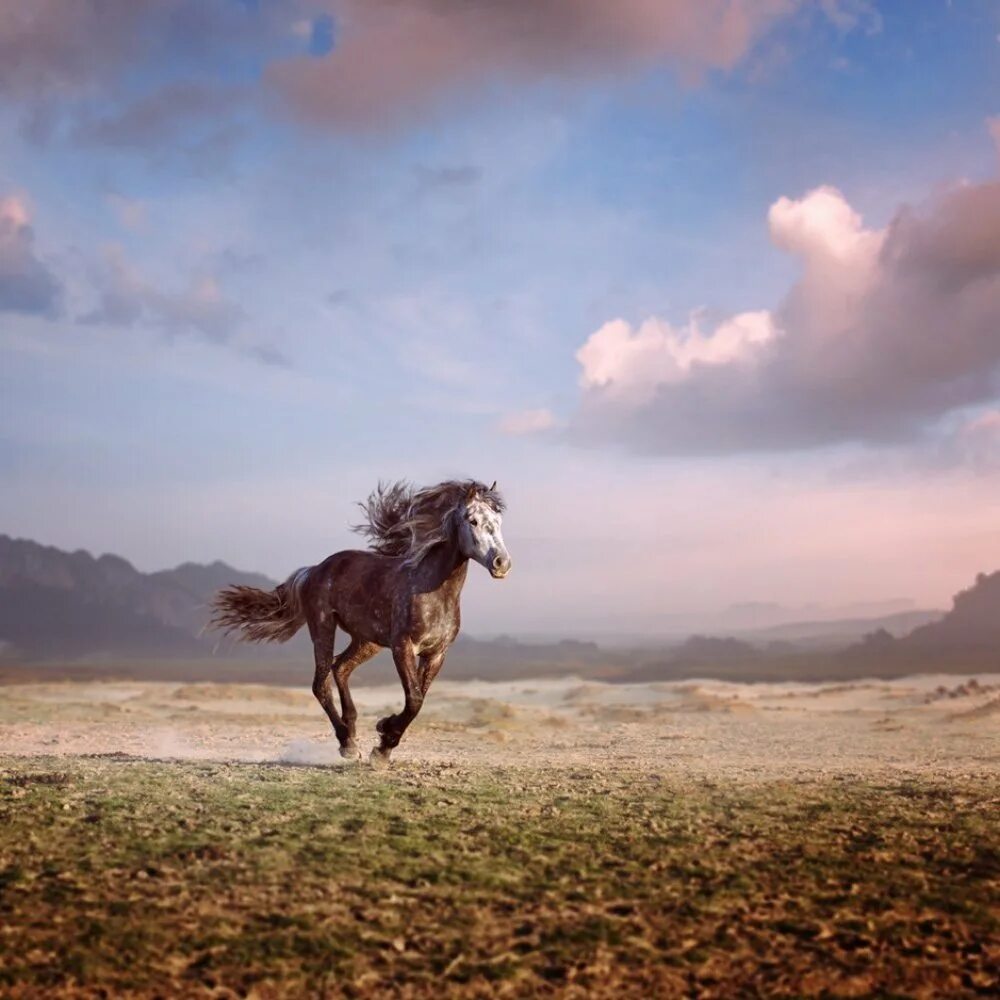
(332, 638), (380, 759)
(309, 621), (351, 751)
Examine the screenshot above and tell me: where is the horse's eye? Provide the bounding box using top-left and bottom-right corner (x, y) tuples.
(469, 518), (479, 527)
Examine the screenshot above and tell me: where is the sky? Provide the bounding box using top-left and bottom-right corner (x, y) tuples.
(1, 0), (999, 638)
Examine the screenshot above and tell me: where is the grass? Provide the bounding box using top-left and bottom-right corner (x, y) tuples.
(0, 755), (997, 998)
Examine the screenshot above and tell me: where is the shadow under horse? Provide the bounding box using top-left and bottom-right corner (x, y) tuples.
(211, 479), (511, 763)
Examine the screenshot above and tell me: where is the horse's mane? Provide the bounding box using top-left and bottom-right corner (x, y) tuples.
(353, 479), (505, 564)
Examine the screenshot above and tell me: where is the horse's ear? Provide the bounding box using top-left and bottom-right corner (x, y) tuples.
(489, 480), (497, 491)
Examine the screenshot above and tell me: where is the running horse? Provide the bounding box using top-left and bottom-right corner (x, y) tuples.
(210, 480), (511, 763)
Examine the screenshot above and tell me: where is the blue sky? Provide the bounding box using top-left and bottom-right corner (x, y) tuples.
(1, 1), (999, 636)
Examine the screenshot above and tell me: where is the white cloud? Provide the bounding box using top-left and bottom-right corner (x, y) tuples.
(577, 311), (777, 405)
(768, 184), (881, 263)
(568, 173), (1000, 455)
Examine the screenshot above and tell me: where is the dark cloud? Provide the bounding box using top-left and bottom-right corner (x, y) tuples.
(267, 0), (800, 129)
(0, 1), (284, 150)
(0, 197), (61, 316)
(569, 179), (1000, 455)
(0, 2), (288, 102)
(0, 2), (862, 138)
(0, 0), (147, 100)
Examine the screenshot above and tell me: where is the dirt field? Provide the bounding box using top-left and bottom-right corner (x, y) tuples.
(1, 674), (998, 996)
(2, 672), (998, 777)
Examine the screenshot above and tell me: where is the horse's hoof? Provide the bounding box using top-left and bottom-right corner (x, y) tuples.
(339, 743), (362, 761)
(369, 747), (392, 767)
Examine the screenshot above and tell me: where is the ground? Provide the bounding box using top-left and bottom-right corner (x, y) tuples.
(0, 674), (997, 997)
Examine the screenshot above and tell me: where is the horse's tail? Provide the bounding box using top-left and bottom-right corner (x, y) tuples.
(210, 566), (312, 644)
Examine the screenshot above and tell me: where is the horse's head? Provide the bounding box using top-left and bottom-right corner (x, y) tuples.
(457, 481), (511, 579)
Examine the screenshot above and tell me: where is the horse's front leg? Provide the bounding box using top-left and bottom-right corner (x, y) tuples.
(419, 649), (446, 699)
(372, 642), (430, 764)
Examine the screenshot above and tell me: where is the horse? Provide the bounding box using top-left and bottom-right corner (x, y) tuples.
(210, 479), (511, 763)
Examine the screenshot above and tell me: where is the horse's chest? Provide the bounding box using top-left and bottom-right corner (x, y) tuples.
(409, 594), (460, 651)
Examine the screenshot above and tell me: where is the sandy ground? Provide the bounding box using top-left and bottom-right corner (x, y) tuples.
(1, 672), (998, 779)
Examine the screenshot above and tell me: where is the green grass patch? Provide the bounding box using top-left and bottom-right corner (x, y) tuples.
(0, 756), (997, 997)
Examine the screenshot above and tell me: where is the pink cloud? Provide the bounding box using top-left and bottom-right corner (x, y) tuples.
(0, 193), (61, 315)
(569, 170), (1000, 454)
(577, 311), (777, 404)
(268, 0), (799, 129)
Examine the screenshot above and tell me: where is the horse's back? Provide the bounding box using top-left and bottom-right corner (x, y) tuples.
(310, 549), (398, 645)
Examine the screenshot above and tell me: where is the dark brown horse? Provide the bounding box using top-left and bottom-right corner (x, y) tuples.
(211, 480), (511, 763)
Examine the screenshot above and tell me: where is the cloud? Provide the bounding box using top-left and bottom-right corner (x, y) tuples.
(73, 83), (241, 149)
(818, 0), (881, 34)
(0, 2), (288, 102)
(577, 312), (777, 404)
(0, 1), (147, 100)
(79, 248), (289, 365)
(0, 2), (279, 148)
(83, 249), (241, 342)
(940, 410), (1000, 474)
(0, 195), (61, 316)
(569, 176), (1000, 454)
(0, 1), (863, 140)
(71, 83), (248, 175)
(498, 408), (558, 436)
(267, 0), (800, 129)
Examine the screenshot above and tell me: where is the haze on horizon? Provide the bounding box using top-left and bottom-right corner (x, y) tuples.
(1, 1), (999, 638)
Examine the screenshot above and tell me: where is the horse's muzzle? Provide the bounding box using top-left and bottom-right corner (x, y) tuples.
(490, 553), (512, 579)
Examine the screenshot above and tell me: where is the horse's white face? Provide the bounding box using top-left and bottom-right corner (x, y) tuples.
(457, 496), (511, 579)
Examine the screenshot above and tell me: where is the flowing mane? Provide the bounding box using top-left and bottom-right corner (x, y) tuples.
(353, 479), (505, 564)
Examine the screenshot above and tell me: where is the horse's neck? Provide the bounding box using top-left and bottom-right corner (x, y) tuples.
(414, 540), (469, 601)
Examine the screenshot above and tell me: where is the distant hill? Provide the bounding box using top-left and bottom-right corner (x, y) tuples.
(620, 572), (998, 684)
(0, 535), (275, 660)
(0, 535), (615, 683)
(739, 609), (943, 649)
(842, 571), (1000, 672)
(2, 534), (996, 685)
(901, 571), (1000, 650)
(719, 597), (920, 631)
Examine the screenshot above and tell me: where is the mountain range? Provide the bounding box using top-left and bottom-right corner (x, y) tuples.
(0, 534), (996, 684)
(623, 570), (1000, 684)
(0, 535), (610, 682)
(0, 534), (276, 659)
